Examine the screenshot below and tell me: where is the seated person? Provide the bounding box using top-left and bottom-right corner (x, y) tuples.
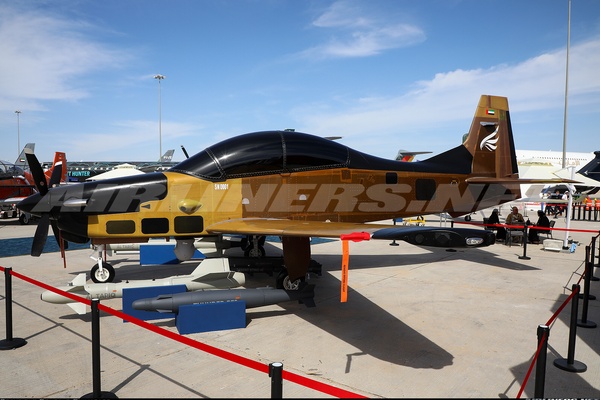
(487, 209), (505, 241)
(528, 210), (551, 243)
(505, 206), (524, 225)
(505, 206), (525, 243)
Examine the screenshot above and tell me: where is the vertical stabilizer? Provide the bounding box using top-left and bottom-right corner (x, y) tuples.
(160, 149), (175, 163)
(462, 95), (518, 179)
(51, 152), (68, 183)
(15, 143), (35, 167)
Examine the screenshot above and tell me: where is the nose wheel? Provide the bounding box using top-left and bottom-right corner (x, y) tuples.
(89, 245), (116, 283)
(91, 262), (115, 283)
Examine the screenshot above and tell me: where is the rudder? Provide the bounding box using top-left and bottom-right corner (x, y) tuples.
(462, 95), (518, 179)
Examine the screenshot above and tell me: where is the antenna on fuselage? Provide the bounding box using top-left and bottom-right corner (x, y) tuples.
(181, 145), (189, 159)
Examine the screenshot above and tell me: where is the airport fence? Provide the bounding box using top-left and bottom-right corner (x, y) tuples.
(0, 265), (366, 398)
(571, 204), (600, 222)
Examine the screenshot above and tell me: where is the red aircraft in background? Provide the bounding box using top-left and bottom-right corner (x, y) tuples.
(0, 146), (67, 223)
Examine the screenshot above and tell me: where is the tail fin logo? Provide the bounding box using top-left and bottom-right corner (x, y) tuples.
(479, 125), (499, 152)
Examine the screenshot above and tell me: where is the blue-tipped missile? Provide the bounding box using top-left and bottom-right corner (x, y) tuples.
(132, 283), (316, 313)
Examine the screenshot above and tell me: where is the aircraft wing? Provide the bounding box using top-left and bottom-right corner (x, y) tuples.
(206, 218), (495, 248)
(0, 196), (27, 206)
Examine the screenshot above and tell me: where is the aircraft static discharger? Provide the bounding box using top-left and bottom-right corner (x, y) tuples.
(18, 95), (575, 289)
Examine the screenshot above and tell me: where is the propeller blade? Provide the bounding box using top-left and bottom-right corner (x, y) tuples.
(32, 213), (50, 256)
(48, 162), (63, 188)
(24, 148), (48, 196)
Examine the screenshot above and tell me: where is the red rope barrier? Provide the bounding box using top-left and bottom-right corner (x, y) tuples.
(1, 266), (366, 399)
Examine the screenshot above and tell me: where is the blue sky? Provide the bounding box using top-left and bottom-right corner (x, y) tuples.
(1, 0), (599, 164)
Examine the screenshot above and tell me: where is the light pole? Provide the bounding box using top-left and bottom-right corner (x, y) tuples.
(154, 74), (165, 161)
(15, 110), (21, 159)
(561, 0), (571, 169)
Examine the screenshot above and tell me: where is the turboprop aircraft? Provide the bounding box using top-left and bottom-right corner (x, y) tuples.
(17, 95), (577, 290)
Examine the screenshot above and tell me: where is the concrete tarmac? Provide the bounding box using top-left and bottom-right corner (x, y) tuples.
(0, 215), (599, 398)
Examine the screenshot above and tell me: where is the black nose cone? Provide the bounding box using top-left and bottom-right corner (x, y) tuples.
(17, 193), (44, 215)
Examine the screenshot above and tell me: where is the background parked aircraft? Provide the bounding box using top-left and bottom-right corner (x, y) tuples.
(48, 149), (177, 182)
(0, 148), (67, 223)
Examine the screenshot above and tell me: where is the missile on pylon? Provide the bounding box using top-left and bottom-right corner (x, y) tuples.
(132, 283), (316, 314)
(40, 258), (246, 314)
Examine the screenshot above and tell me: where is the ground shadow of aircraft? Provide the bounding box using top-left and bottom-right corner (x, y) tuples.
(18, 95), (576, 289)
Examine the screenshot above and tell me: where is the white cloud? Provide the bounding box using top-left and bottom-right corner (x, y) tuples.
(293, 37), (600, 155)
(301, 0), (425, 59)
(0, 5), (131, 109)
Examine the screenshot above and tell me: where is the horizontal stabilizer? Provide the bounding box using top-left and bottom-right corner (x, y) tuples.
(372, 227), (495, 248)
(466, 177), (581, 184)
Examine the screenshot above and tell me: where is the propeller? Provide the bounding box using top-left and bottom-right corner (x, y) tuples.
(24, 149), (67, 257)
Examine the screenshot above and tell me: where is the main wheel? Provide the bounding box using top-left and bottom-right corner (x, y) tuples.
(244, 244), (266, 258)
(90, 263), (115, 283)
(276, 269), (304, 290)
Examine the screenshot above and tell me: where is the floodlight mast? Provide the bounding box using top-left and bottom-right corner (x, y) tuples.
(15, 110), (21, 160)
(154, 74), (165, 161)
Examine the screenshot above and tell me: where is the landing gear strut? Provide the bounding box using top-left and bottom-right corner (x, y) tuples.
(242, 235), (266, 258)
(89, 245), (115, 283)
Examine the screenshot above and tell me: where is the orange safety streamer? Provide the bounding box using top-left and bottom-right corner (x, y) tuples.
(339, 232), (371, 303)
(341, 240), (349, 302)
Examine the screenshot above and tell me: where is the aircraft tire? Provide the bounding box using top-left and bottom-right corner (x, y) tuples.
(244, 244), (266, 258)
(464, 215), (472, 221)
(276, 269), (304, 290)
(91, 263), (115, 283)
(19, 213), (30, 225)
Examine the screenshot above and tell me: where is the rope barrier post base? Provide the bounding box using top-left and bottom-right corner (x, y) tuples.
(0, 267), (27, 350)
(553, 357), (587, 373)
(553, 284), (587, 373)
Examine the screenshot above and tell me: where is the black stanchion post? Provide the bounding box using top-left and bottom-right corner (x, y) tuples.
(269, 362), (283, 398)
(519, 226), (531, 260)
(390, 218), (399, 246)
(81, 299), (117, 399)
(578, 247), (597, 328)
(553, 284), (587, 373)
(534, 325), (550, 398)
(0, 267), (27, 350)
